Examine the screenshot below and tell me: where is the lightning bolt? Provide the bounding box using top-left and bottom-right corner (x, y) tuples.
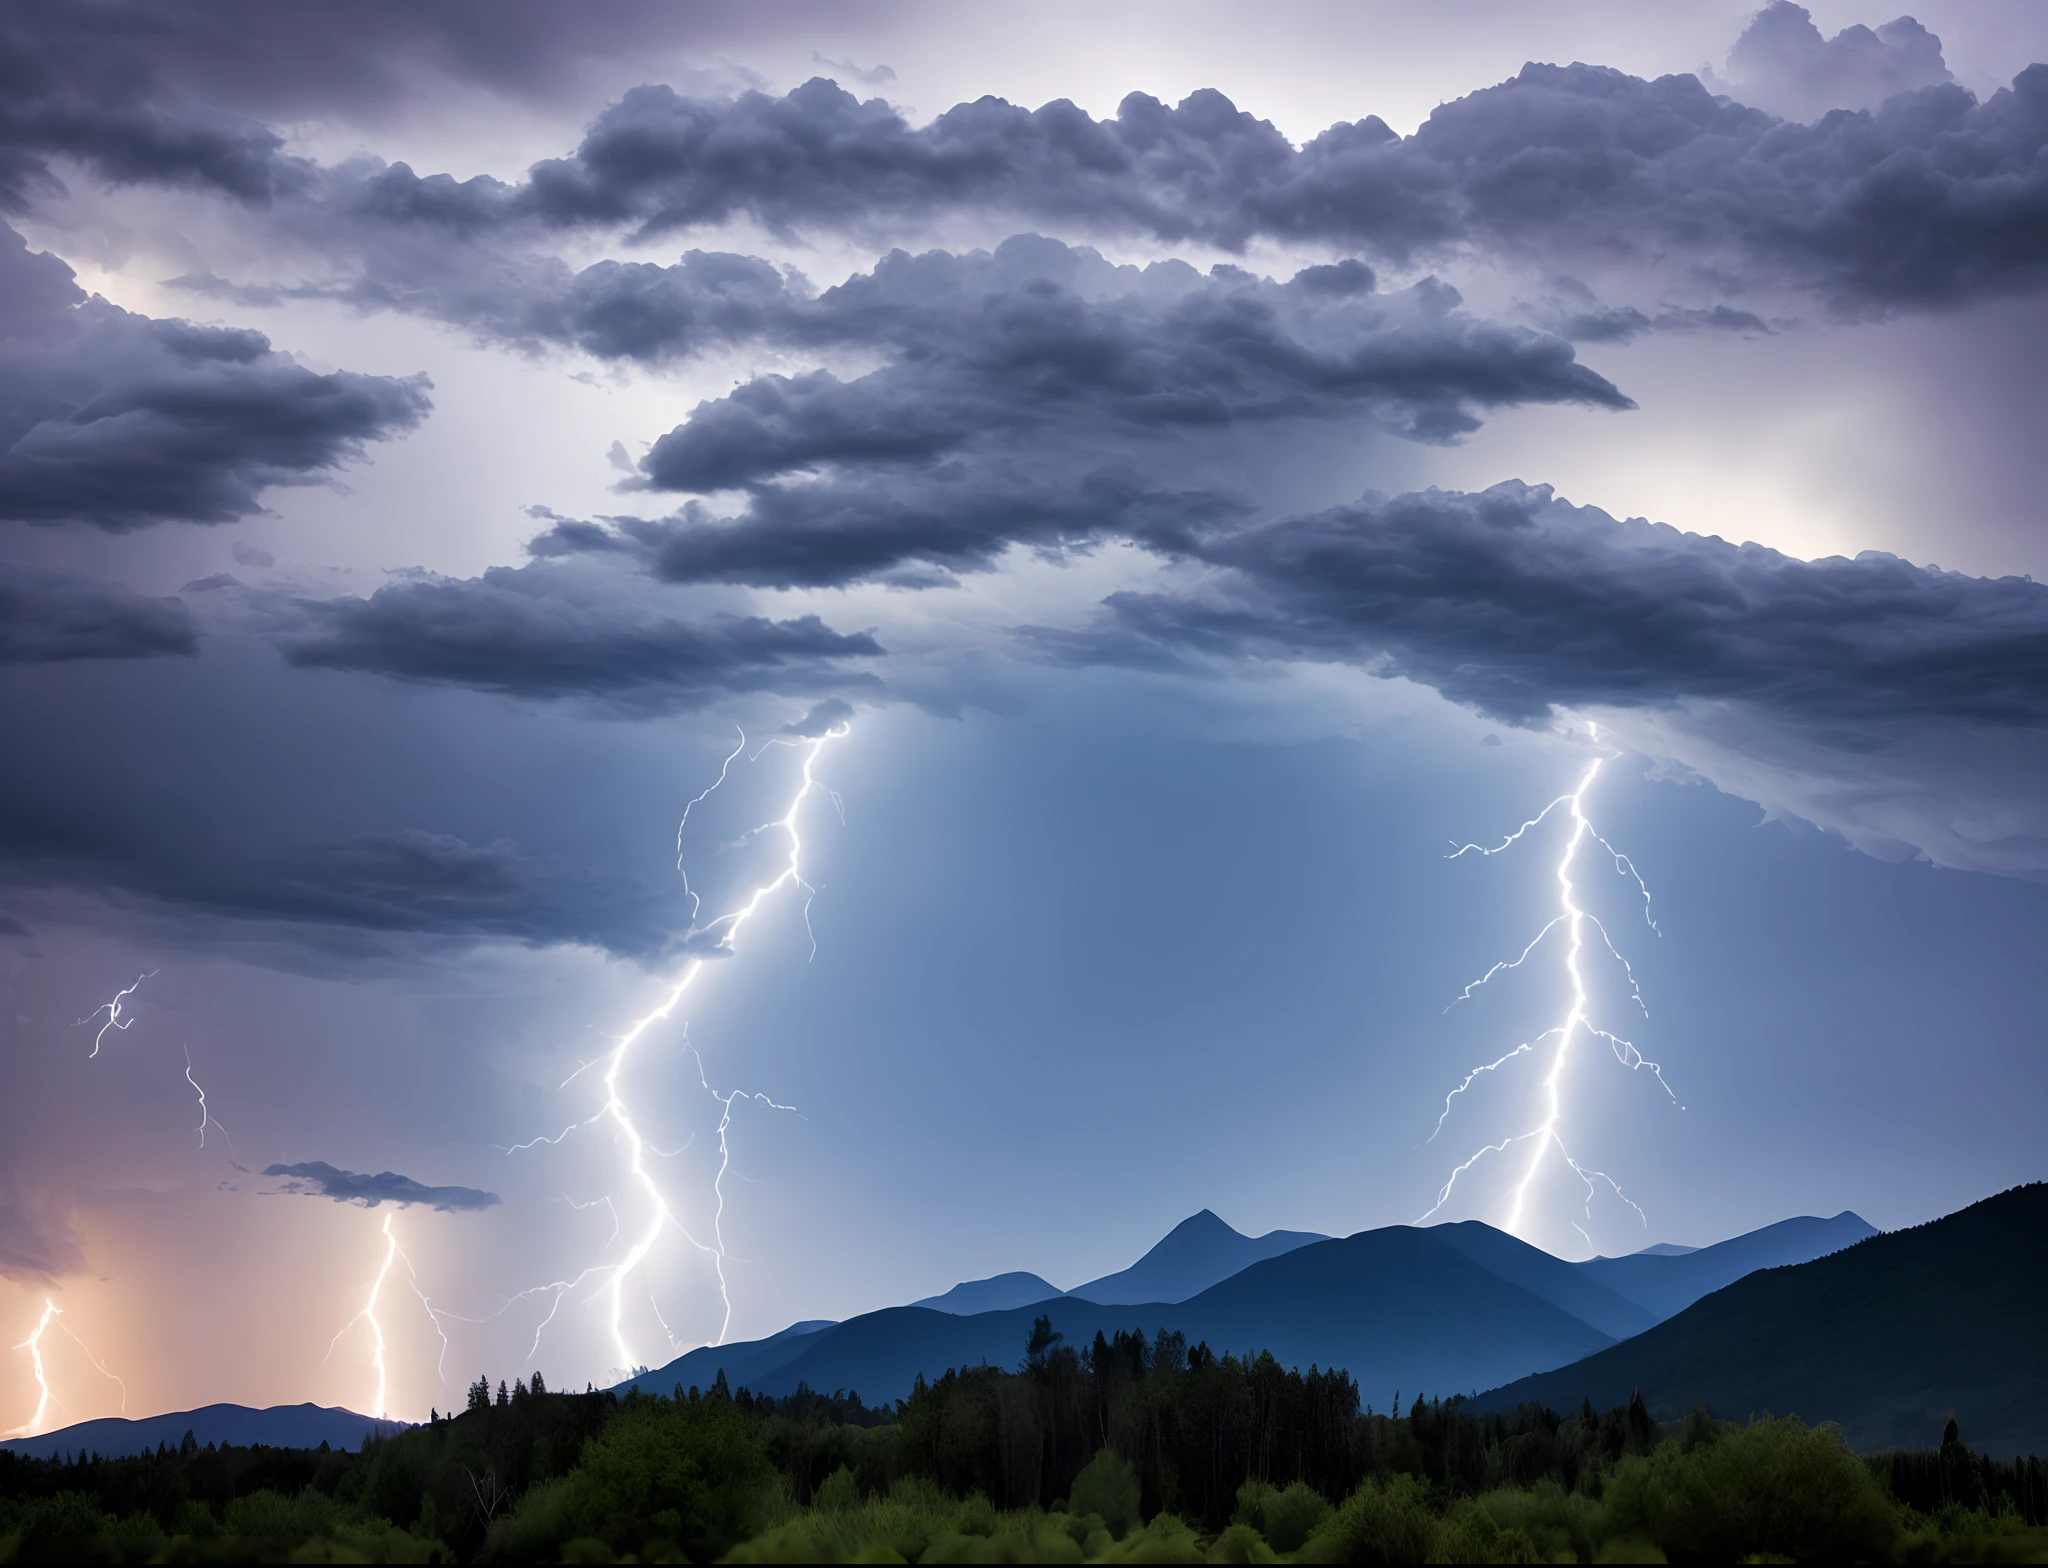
(81, 971), (155, 1057)
(506, 720), (848, 1381)
(5, 1298), (128, 1439)
(183, 1044), (237, 1153)
(324, 1211), (447, 1418)
(1421, 727), (1680, 1250)
(687, 1041), (803, 1345)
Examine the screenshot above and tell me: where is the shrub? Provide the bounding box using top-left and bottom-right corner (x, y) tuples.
(1070, 1448), (1143, 1541)
(1601, 1415), (1901, 1563)
(1299, 1473), (1438, 1564)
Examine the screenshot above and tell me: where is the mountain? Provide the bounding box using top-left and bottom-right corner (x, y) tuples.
(1572, 1211), (1877, 1321)
(1472, 1184), (2048, 1453)
(913, 1273), (1066, 1315)
(1, 1402), (405, 1461)
(1633, 1243), (1699, 1258)
(1425, 1221), (1660, 1342)
(1068, 1210), (1329, 1305)
(623, 1220), (1617, 1407)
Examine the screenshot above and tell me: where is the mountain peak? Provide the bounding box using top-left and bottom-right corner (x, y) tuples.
(1071, 1210), (1329, 1305)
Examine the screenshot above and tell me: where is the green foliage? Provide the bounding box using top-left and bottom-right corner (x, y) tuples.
(1070, 1450), (1142, 1541)
(1298, 1472), (1438, 1564)
(1601, 1415), (1900, 1562)
(486, 1388), (776, 1561)
(6, 1366), (2048, 1563)
(1231, 1479), (1328, 1553)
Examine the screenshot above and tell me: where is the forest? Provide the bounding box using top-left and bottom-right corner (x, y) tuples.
(2, 1320), (2043, 1562)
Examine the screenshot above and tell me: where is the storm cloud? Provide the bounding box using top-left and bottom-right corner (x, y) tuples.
(1054, 480), (2048, 876)
(279, 559), (883, 710)
(0, 223), (432, 530)
(519, 237), (1627, 589)
(418, 49), (2048, 315)
(0, 560), (197, 664)
(262, 1162), (500, 1212)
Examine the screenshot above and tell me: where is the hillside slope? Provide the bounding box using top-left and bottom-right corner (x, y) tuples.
(1574, 1212), (1877, 1320)
(1474, 1185), (2048, 1453)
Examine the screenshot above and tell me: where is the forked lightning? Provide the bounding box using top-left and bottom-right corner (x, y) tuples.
(1421, 727), (1680, 1252)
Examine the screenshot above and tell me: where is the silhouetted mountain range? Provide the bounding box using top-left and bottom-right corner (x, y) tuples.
(912, 1272), (1064, 1314)
(1067, 1210), (1329, 1305)
(0, 1402), (404, 1462)
(1473, 1185), (2047, 1454)
(620, 1204), (1897, 1410)
(1576, 1212), (1876, 1320)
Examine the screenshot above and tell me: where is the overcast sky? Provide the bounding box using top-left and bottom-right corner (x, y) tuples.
(3, 0), (2046, 1428)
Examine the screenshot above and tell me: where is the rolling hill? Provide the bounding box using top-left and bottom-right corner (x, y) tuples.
(1472, 1184), (2048, 1454)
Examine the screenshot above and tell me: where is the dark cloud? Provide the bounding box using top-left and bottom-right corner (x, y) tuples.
(0, 8), (309, 212)
(0, 802), (707, 962)
(513, 238), (1625, 590)
(388, 59), (2048, 315)
(782, 697), (854, 738)
(0, 560), (197, 663)
(1083, 480), (2048, 728)
(0, 223), (432, 530)
(262, 1161), (500, 1212)
(8, 5), (2044, 319)
(537, 462), (1252, 592)
(0, 1), (777, 129)
(1703, 2), (1952, 120)
(279, 559), (883, 710)
(1039, 480), (2048, 878)
(1535, 277), (1771, 344)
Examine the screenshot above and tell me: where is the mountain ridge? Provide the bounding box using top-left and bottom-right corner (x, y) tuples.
(1471, 1184), (2048, 1453)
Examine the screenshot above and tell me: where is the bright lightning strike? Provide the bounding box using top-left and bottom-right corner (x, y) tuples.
(5, 1298), (128, 1439)
(81, 971), (155, 1057)
(324, 1212), (444, 1419)
(509, 721), (848, 1381)
(1421, 727), (1681, 1251)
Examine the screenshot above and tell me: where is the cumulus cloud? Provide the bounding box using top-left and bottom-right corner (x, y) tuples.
(0, 223), (431, 530)
(1046, 481), (2048, 878)
(0, 9), (309, 212)
(514, 237), (1625, 590)
(1703, 2), (1952, 120)
(8, 5), (2046, 320)
(0, 560), (198, 663)
(349, 57), (2048, 316)
(279, 557), (883, 711)
(262, 1161), (500, 1212)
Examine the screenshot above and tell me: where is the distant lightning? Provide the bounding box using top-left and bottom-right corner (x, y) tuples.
(506, 721), (848, 1379)
(688, 1041), (804, 1345)
(5, 1298), (128, 1439)
(1421, 727), (1680, 1250)
(183, 1045), (235, 1151)
(81, 971), (155, 1057)
(323, 1211), (449, 1418)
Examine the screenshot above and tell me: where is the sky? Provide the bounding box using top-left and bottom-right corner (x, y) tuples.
(2, 0), (2046, 1430)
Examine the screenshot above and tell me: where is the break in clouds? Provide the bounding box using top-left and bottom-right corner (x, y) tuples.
(2, 0), (2047, 969)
